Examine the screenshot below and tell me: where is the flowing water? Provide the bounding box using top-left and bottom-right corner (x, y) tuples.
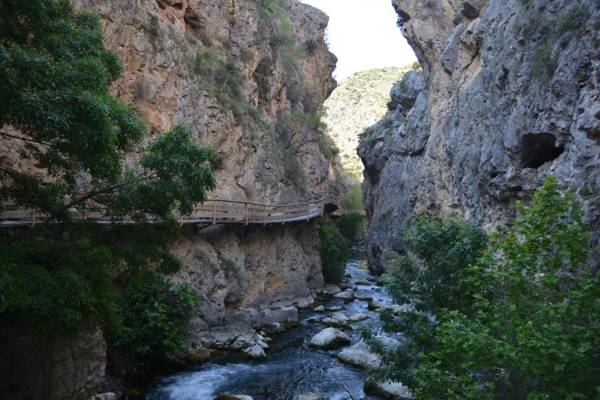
(147, 257), (397, 400)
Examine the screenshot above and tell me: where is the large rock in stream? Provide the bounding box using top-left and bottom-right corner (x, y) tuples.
(336, 342), (381, 369)
(364, 378), (413, 400)
(309, 328), (351, 349)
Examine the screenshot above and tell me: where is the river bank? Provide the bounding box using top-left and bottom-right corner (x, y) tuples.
(145, 256), (409, 400)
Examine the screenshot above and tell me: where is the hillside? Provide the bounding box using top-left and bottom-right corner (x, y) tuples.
(323, 67), (410, 183)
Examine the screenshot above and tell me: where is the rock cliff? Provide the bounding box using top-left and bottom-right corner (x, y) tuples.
(1, 1), (337, 398)
(72, 0), (337, 349)
(359, 0), (600, 272)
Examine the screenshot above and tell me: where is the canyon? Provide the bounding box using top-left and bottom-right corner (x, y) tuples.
(2, 0), (600, 399)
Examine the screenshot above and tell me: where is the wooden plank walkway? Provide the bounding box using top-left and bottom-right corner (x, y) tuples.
(0, 196), (328, 227)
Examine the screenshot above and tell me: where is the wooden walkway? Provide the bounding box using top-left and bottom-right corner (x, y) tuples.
(0, 196), (330, 227)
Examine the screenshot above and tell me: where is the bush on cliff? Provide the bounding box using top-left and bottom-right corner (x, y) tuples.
(373, 178), (600, 399)
(318, 218), (351, 284)
(0, 0), (216, 359)
(336, 212), (365, 242)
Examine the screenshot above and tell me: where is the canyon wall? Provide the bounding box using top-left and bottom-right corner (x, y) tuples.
(2, 1), (337, 398)
(359, 0), (600, 272)
(72, 0), (338, 352)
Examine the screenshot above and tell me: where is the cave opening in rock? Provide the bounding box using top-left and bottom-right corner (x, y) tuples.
(520, 133), (565, 168)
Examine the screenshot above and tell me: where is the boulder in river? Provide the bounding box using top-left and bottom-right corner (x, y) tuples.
(368, 299), (385, 310)
(242, 344), (266, 359)
(355, 278), (372, 286)
(321, 284), (341, 295)
(349, 312), (369, 322)
(295, 394), (324, 400)
(334, 289), (354, 302)
(313, 305), (325, 312)
(374, 334), (401, 349)
(364, 378), (412, 400)
(355, 294), (373, 301)
(216, 395), (254, 400)
(294, 296), (315, 309)
(336, 342), (381, 369)
(321, 317), (350, 328)
(309, 328), (351, 349)
(326, 305), (343, 311)
(89, 394), (116, 400)
(322, 311), (351, 328)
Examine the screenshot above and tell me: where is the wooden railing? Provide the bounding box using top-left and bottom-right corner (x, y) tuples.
(0, 196), (328, 227)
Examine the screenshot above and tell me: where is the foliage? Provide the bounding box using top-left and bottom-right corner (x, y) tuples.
(385, 217), (487, 312)
(193, 48), (247, 120)
(114, 270), (197, 356)
(0, 232), (120, 336)
(0, 0), (213, 359)
(341, 184), (364, 211)
(319, 134), (339, 160)
(336, 212), (364, 242)
(556, 4), (588, 35)
(318, 218), (351, 284)
(531, 46), (556, 79)
(303, 39), (318, 55)
(374, 178), (600, 399)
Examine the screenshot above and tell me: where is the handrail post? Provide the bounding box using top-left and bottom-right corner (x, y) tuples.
(212, 202), (216, 225)
(31, 209), (36, 228)
(263, 205), (267, 226)
(306, 203), (310, 221)
(245, 202), (249, 225)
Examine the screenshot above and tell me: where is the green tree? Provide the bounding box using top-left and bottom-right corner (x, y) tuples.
(0, 0), (217, 357)
(318, 218), (351, 284)
(374, 178), (600, 399)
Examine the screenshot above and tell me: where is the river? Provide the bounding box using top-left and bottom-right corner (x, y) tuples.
(146, 256), (398, 400)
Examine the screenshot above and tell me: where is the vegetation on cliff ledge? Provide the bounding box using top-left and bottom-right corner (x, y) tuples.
(318, 218), (351, 284)
(0, 0), (216, 358)
(371, 178), (600, 399)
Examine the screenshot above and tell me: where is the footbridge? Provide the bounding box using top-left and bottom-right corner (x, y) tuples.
(0, 192), (359, 227)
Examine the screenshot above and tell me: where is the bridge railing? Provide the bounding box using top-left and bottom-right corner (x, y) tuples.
(0, 196), (326, 227)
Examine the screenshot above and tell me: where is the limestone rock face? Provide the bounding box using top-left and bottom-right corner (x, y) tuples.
(68, 0), (337, 353)
(360, 0), (600, 272)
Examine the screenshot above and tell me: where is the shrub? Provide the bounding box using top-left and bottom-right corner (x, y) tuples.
(318, 218), (351, 284)
(0, 235), (120, 336)
(336, 212), (364, 242)
(193, 49), (247, 120)
(374, 178), (600, 399)
(385, 217), (487, 312)
(342, 184), (364, 210)
(319, 134), (340, 160)
(556, 4), (588, 35)
(531, 46), (556, 79)
(114, 270), (197, 356)
(304, 39), (318, 55)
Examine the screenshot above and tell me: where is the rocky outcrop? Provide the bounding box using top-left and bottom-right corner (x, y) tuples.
(360, 0), (600, 272)
(69, 0), (336, 355)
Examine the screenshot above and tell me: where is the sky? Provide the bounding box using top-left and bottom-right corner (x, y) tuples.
(301, 0), (416, 80)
